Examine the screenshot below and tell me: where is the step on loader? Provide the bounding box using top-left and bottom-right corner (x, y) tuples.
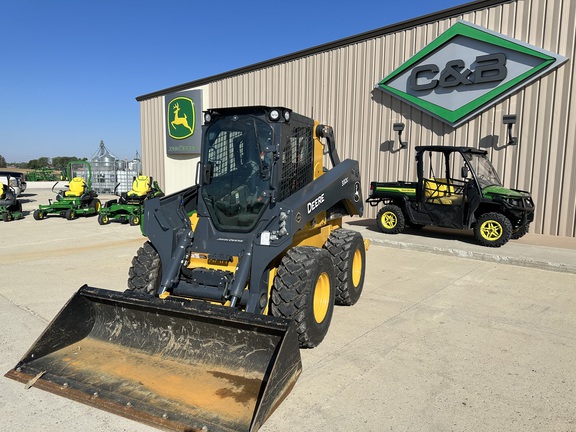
(98, 175), (164, 225)
(6, 106), (369, 432)
(33, 160), (101, 220)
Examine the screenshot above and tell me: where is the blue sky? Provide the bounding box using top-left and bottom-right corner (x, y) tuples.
(0, 0), (465, 163)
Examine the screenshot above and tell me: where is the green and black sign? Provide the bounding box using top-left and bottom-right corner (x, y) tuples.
(377, 21), (567, 127)
(165, 89), (202, 154)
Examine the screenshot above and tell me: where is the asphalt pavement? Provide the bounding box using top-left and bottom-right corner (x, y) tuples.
(0, 188), (574, 432)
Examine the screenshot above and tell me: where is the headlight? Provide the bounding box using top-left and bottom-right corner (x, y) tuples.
(269, 109), (280, 121)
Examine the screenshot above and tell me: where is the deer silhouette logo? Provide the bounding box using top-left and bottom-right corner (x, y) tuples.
(168, 97), (195, 139)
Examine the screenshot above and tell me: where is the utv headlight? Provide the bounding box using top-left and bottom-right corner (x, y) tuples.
(204, 112), (212, 123)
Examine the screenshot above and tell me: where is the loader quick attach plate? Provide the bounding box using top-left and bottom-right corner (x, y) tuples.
(5, 285), (302, 432)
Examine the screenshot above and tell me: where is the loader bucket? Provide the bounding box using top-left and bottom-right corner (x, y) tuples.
(5, 285), (302, 432)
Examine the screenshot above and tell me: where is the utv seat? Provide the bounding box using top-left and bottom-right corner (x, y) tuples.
(64, 177), (87, 197)
(424, 178), (462, 205)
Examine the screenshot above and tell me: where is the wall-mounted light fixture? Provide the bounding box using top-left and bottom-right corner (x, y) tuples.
(393, 123), (408, 150)
(503, 114), (517, 146)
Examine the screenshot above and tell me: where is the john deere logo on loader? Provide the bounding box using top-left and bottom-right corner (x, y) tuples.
(168, 97), (196, 139)
(376, 21), (567, 127)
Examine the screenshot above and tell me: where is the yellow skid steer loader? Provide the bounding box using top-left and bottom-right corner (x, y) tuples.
(6, 106), (368, 432)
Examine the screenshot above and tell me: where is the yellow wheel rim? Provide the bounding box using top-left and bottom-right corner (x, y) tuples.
(351, 248), (362, 287)
(381, 211), (397, 229)
(102, 215), (109, 223)
(480, 220), (503, 240)
(96, 202), (101, 212)
(313, 272), (331, 323)
(134, 216), (140, 224)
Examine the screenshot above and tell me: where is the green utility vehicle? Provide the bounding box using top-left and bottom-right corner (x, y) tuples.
(33, 160), (101, 220)
(0, 180), (23, 221)
(366, 139), (534, 247)
(98, 175), (164, 226)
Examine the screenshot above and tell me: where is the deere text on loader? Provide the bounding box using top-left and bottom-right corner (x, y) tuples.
(33, 160), (101, 220)
(6, 106), (368, 432)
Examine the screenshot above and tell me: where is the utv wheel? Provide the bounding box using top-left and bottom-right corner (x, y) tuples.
(65, 208), (76, 220)
(98, 214), (110, 225)
(33, 209), (44, 220)
(376, 204), (405, 234)
(511, 223), (530, 240)
(129, 215), (140, 226)
(272, 247), (336, 348)
(474, 212), (512, 247)
(324, 229), (366, 306)
(127, 241), (162, 295)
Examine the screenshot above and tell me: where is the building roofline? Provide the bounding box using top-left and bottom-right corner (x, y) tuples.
(136, 0), (512, 102)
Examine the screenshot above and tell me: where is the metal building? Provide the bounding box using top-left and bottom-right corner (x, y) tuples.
(136, 0), (575, 238)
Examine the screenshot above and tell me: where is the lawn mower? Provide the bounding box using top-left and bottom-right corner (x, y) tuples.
(98, 175), (164, 226)
(33, 160), (101, 220)
(0, 180), (23, 222)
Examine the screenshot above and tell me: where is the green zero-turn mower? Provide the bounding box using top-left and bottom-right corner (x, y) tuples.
(0, 181), (23, 222)
(98, 175), (164, 226)
(366, 123), (535, 247)
(33, 160), (101, 221)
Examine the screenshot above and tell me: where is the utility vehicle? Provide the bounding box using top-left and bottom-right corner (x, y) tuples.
(367, 126), (534, 247)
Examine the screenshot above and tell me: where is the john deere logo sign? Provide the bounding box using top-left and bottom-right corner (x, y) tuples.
(165, 89), (202, 154)
(168, 97), (195, 139)
(377, 21), (567, 127)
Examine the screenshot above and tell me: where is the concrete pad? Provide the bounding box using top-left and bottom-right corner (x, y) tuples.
(1, 189), (575, 432)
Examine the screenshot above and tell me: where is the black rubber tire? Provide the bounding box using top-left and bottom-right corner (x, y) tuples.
(33, 209), (43, 220)
(97, 214), (110, 225)
(65, 208), (76, 220)
(376, 204), (405, 234)
(511, 223), (530, 240)
(271, 246), (336, 348)
(127, 241), (162, 295)
(2, 213), (10, 222)
(473, 212), (512, 247)
(324, 229), (366, 306)
(89, 198), (101, 214)
(129, 214), (140, 226)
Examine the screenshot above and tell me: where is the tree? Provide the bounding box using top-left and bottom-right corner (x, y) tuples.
(27, 157), (51, 169)
(0, 154), (6, 168)
(52, 156), (81, 171)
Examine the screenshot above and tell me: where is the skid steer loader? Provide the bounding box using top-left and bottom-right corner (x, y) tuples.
(6, 106), (368, 432)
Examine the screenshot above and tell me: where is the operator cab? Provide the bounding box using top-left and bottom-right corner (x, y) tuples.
(201, 112), (274, 232)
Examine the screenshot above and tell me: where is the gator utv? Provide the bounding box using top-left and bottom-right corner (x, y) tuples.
(367, 139), (534, 247)
(6, 106), (368, 432)
(98, 175), (164, 225)
(33, 160), (101, 220)
(0, 181), (23, 221)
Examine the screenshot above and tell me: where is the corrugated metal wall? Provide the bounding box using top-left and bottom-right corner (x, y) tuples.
(140, 0), (576, 238)
(140, 98), (165, 188)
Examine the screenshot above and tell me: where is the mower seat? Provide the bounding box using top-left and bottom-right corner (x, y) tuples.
(64, 177), (87, 197)
(121, 176), (151, 204)
(0, 183), (17, 206)
(127, 176), (151, 197)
